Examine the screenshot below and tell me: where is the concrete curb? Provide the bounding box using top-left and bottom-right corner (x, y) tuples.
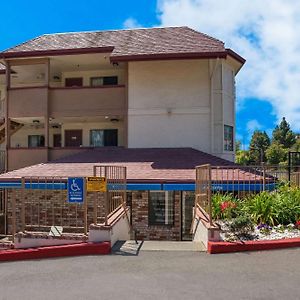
(0, 242), (111, 262)
(208, 238), (300, 254)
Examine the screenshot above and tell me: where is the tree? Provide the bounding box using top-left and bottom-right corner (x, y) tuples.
(272, 117), (296, 148)
(266, 142), (288, 165)
(249, 130), (271, 164)
(236, 150), (251, 165)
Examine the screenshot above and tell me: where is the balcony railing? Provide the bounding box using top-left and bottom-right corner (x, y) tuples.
(49, 85), (126, 118)
(8, 87), (48, 118)
(8, 85), (126, 118)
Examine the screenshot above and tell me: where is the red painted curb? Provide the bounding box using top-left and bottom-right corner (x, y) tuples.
(208, 238), (300, 254)
(0, 242), (111, 262)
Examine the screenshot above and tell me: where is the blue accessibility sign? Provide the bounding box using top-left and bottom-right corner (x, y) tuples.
(67, 177), (84, 203)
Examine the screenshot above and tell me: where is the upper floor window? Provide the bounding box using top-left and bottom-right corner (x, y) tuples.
(224, 125), (233, 151)
(148, 191), (174, 226)
(90, 76), (118, 87)
(28, 135), (45, 148)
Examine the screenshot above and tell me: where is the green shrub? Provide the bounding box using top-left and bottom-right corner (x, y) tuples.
(274, 186), (300, 225)
(229, 215), (255, 239)
(241, 192), (278, 226)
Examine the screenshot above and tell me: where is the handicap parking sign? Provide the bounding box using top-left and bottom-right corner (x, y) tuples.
(67, 177), (84, 203)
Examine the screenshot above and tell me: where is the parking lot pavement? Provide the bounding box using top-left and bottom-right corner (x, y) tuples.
(0, 248), (300, 300)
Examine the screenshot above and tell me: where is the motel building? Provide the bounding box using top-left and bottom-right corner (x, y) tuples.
(0, 27), (246, 250)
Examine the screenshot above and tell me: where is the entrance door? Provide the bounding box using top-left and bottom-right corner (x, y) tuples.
(65, 130), (83, 147)
(53, 134), (62, 147)
(65, 77), (83, 87)
(181, 192), (195, 241)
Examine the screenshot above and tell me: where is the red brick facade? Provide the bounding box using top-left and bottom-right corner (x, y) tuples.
(6, 189), (183, 241)
(6, 189), (106, 234)
(131, 191), (181, 241)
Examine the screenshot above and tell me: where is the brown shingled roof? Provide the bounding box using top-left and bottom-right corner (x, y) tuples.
(1, 27), (245, 64)
(0, 148), (234, 183)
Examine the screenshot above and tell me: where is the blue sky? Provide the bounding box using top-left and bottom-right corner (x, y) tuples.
(1, 0), (298, 149)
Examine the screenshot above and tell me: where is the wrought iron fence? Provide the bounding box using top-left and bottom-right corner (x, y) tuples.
(6, 165), (127, 237)
(93, 165), (127, 225)
(195, 164), (300, 224)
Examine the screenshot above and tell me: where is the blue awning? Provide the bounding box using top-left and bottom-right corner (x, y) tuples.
(0, 181), (277, 192)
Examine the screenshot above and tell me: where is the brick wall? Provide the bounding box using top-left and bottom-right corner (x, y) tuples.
(6, 189), (184, 241)
(131, 191), (181, 241)
(6, 189), (106, 234)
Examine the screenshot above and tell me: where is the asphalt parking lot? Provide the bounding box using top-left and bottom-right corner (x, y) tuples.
(0, 247), (299, 300)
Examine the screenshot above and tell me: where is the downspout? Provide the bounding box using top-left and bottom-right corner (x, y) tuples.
(209, 58), (220, 155)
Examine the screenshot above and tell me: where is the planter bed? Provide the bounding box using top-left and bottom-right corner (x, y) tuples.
(208, 221), (300, 254)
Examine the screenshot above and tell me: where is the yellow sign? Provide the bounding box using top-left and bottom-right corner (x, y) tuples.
(86, 177), (107, 192)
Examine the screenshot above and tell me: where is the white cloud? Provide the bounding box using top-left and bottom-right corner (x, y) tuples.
(156, 0), (300, 130)
(123, 18), (142, 29)
(246, 119), (262, 132)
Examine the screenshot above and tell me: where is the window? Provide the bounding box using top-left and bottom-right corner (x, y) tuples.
(90, 76), (118, 87)
(90, 129), (118, 147)
(224, 125), (234, 151)
(149, 191), (174, 226)
(28, 135), (45, 148)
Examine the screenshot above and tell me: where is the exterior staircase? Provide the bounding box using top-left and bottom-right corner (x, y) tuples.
(0, 120), (23, 144)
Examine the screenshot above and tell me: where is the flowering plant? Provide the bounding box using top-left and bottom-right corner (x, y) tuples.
(220, 201), (236, 212)
(257, 223), (272, 230)
(295, 220), (300, 229)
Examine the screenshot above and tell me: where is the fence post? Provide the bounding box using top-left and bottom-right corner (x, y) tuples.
(21, 177), (25, 232)
(104, 167), (108, 226)
(12, 189), (16, 243)
(83, 178), (88, 235)
(207, 165), (213, 226)
(93, 166), (97, 225)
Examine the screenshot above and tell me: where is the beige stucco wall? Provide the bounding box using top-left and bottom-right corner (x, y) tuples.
(127, 59), (212, 153)
(211, 60), (236, 161)
(127, 59), (236, 161)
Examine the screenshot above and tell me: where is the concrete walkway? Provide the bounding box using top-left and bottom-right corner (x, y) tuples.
(141, 241), (205, 252)
(112, 240), (206, 255)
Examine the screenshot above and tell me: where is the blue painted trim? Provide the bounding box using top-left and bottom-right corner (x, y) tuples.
(126, 183), (162, 191)
(163, 184), (195, 191)
(0, 181), (277, 192)
(211, 183), (276, 192)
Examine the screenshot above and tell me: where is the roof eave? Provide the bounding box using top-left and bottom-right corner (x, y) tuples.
(226, 48), (246, 66)
(110, 51), (228, 62)
(0, 46), (115, 59)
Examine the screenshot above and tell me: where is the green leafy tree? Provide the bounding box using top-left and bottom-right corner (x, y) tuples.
(272, 117), (296, 148)
(249, 130), (270, 164)
(265, 142), (288, 165)
(236, 150), (251, 165)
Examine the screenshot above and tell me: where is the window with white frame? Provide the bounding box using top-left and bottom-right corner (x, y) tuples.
(148, 191), (174, 225)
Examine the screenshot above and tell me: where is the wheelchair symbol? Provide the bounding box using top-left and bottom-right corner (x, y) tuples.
(70, 179), (81, 192)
